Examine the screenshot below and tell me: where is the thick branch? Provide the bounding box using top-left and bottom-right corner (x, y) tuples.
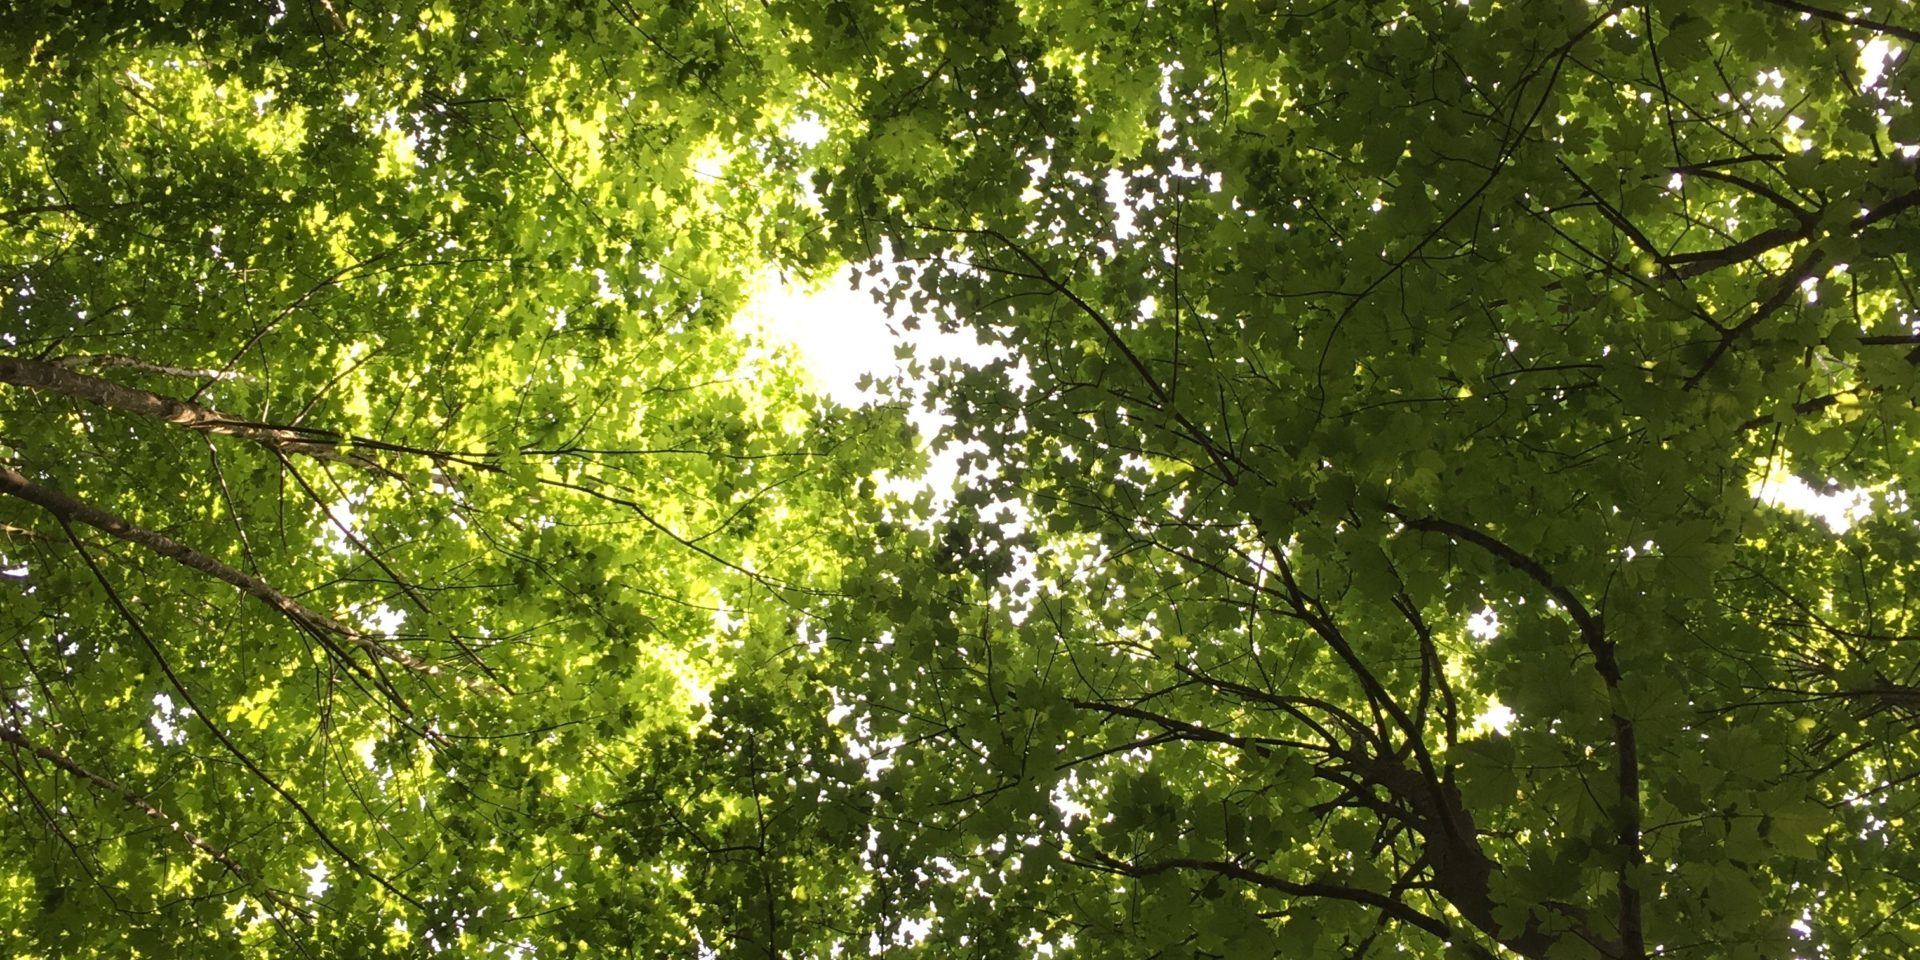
(1394, 513), (1606, 659)
(1663, 186), (1920, 284)
(1684, 246), (1827, 389)
(0, 355), (392, 477)
(1089, 659), (1591, 956)
(1662, 222), (1813, 278)
(1393, 510), (1643, 959)
(51, 353), (249, 382)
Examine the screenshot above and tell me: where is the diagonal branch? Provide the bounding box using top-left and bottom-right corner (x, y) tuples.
(1684, 245), (1827, 389)
(1670, 165), (1812, 223)
(1558, 159), (1663, 260)
(1069, 699), (1330, 757)
(53, 517), (425, 913)
(0, 721), (303, 914)
(891, 221), (1249, 484)
(0, 354), (808, 601)
(0, 466), (433, 676)
(1673, 186), (1920, 386)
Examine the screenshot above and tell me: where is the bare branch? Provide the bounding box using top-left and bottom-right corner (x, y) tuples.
(50, 353), (250, 382)
(0, 355), (396, 478)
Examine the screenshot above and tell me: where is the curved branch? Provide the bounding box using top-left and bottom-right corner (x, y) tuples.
(1391, 509), (1643, 959)
(1073, 850), (1467, 947)
(1393, 512), (1606, 657)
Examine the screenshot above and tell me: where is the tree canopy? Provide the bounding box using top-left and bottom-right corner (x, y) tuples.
(6, 2), (1920, 958)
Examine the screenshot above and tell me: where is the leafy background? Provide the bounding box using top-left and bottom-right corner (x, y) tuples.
(5, 2), (1920, 958)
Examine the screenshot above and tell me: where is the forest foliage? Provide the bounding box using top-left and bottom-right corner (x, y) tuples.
(5, 2), (1920, 958)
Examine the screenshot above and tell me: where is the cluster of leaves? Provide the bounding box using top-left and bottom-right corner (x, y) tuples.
(1, 3), (908, 956)
(9, 2), (1920, 960)
(799, 2), (1920, 959)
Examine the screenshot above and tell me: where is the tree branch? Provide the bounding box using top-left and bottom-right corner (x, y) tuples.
(0, 355), (396, 478)
(1390, 509), (1642, 959)
(0, 466), (434, 676)
(0, 721), (285, 908)
(50, 353), (250, 382)
(1751, 0), (1920, 45)
(53, 518), (424, 913)
(1074, 850), (1466, 946)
